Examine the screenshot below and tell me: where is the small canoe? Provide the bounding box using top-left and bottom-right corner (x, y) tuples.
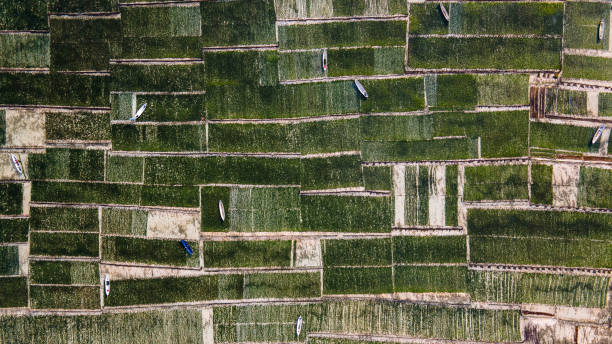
(592, 125), (606, 144)
(131, 103), (147, 121)
(219, 200), (226, 222)
(181, 240), (194, 256)
(354, 80), (368, 98)
(322, 48), (328, 72)
(104, 274), (110, 296)
(439, 4), (450, 22)
(10, 154), (23, 177)
(296, 316), (303, 336)
(598, 19), (605, 42)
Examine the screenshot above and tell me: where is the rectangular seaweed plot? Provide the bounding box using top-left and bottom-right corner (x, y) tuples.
(102, 236), (199, 267)
(204, 50), (278, 87)
(201, 0), (276, 47)
(0, 0), (48, 30)
(30, 286), (100, 310)
(358, 78), (426, 113)
(134, 94), (205, 122)
(0, 33), (49, 68)
(404, 165), (428, 226)
(323, 238), (392, 267)
(29, 148), (105, 181)
(531, 163), (553, 205)
(563, 55), (612, 82)
(360, 114), (432, 141)
(600, 92), (612, 117)
(49, 0), (119, 13)
(301, 194), (392, 233)
(476, 74), (529, 106)
(393, 236), (466, 264)
(0, 277), (27, 308)
(30, 232), (99, 257)
(229, 187), (301, 232)
(31, 181), (141, 205)
(45, 112), (110, 141)
(243, 272), (321, 299)
(464, 164), (529, 201)
(203, 240), (292, 268)
(110, 63), (206, 92)
(106, 155), (143, 183)
(30, 260), (99, 285)
(468, 270), (610, 308)
(445, 165), (458, 226)
(300, 155), (363, 190)
(362, 138), (479, 162)
(279, 20), (406, 49)
(101, 208), (147, 235)
(30, 207), (98, 232)
(111, 124), (203, 152)
(530, 122), (600, 154)
(363, 165), (392, 191)
(0, 183), (22, 215)
(0, 246), (19, 275)
(208, 122), (299, 153)
(323, 267), (393, 294)
(407, 37), (561, 70)
(0, 219), (28, 243)
(325, 47), (405, 77)
(427, 74), (478, 111)
(578, 167), (612, 209)
(395, 266), (467, 293)
(564, 2), (610, 50)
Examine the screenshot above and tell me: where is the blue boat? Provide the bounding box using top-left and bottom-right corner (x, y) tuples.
(181, 240), (193, 256)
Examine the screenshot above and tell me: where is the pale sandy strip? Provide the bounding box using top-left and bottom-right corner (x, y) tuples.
(119, 1), (199, 7)
(474, 105), (530, 112)
(208, 113), (361, 124)
(109, 58), (202, 64)
(202, 45), (278, 51)
(300, 189), (390, 197)
(301, 151), (361, 158)
(106, 151), (300, 158)
(561, 78), (612, 90)
(564, 48), (612, 58)
(48, 13), (121, 19)
(30, 202), (200, 213)
(410, 33), (560, 39)
(280, 45), (405, 53)
(277, 16), (409, 25)
(280, 73), (412, 85)
(468, 263), (612, 277)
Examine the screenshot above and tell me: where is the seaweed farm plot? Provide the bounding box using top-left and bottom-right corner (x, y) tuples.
(4, 1), (612, 342)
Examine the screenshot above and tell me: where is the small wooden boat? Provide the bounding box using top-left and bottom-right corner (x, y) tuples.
(10, 154), (23, 177)
(131, 103), (147, 121)
(592, 125), (606, 144)
(104, 274), (110, 296)
(296, 316), (302, 336)
(598, 19), (605, 42)
(219, 200), (226, 222)
(439, 4), (450, 22)
(354, 80), (368, 98)
(181, 240), (193, 256)
(322, 48), (328, 72)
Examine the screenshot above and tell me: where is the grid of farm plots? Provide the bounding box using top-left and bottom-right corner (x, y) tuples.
(1, 0), (612, 343)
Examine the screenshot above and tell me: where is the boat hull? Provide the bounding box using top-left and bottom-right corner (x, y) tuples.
(219, 200), (226, 222)
(131, 103), (147, 121)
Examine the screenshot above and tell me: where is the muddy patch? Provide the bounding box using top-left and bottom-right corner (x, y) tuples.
(552, 164), (580, 207)
(18, 244), (29, 276)
(294, 239), (322, 267)
(587, 91), (599, 116)
(22, 182), (30, 215)
(5, 109), (44, 148)
(100, 264), (203, 281)
(428, 165), (445, 226)
(392, 165), (405, 227)
(202, 308), (214, 344)
(146, 210), (200, 240)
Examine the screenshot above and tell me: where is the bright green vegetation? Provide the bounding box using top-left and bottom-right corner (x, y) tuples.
(476, 74), (529, 106)
(600, 92), (612, 116)
(326, 47), (405, 77)
(49, 17), (120, 71)
(332, 0), (407, 16)
(208, 118), (361, 154)
(141, 185), (199, 208)
(469, 236), (612, 268)
(228, 187), (301, 232)
(394, 236), (466, 263)
(0, 309), (203, 343)
(0, 72), (109, 107)
(30, 232), (99, 257)
(301, 195), (392, 232)
(408, 37), (561, 70)
(45, 112), (110, 141)
(110, 63), (206, 92)
(205, 50), (278, 87)
(0, 33), (49, 68)
(30, 260), (98, 285)
(362, 137), (479, 162)
(29, 148), (105, 181)
(433, 111), (529, 158)
(564, 2), (609, 50)
(447, 3), (563, 35)
(0, 219), (28, 243)
(395, 266), (467, 293)
(243, 272), (321, 299)
(578, 167), (612, 209)
(363, 165), (391, 191)
(31, 181), (141, 205)
(301, 155), (363, 190)
(102, 237), (199, 267)
(111, 124), (203, 152)
(360, 78), (425, 113)
(563, 55), (612, 82)
(144, 156), (301, 185)
(30, 207), (98, 232)
(30, 286), (99, 310)
(203, 240), (292, 267)
(323, 238), (392, 266)
(0, 246), (19, 275)
(213, 301), (521, 342)
(0, 277), (27, 308)
(106, 155), (143, 183)
(404, 166), (428, 226)
(430, 74), (478, 111)
(468, 209), (612, 240)
(360, 115), (432, 141)
(129, 94), (205, 122)
(101, 208), (147, 235)
(469, 270), (610, 308)
(0, 183), (22, 215)
(530, 122), (600, 153)
(0, 0), (48, 30)
(464, 164), (529, 201)
(201, 0), (276, 46)
(121, 5), (200, 38)
(531, 164), (553, 204)
(408, 3), (449, 34)
(279, 20), (406, 49)
(48, 0), (119, 13)
(201, 186), (229, 231)
(560, 89), (589, 115)
(445, 165), (458, 226)
(278, 50), (326, 80)
(324, 267), (393, 294)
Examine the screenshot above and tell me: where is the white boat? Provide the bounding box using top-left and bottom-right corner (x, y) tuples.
(598, 19), (605, 42)
(322, 48), (328, 72)
(104, 274), (110, 296)
(439, 4), (450, 22)
(592, 125), (606, 144)
(130, 103), (147, 121)
(10, 154), (23, 177)
(296, 316), (302, 336)
(354, 80), (368, 98)
(219, 200), (226, 222)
